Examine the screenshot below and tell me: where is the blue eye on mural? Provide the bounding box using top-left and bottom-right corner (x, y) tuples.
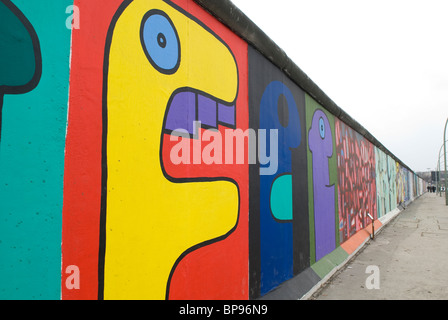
(319, 117), (325, 139)
(141, 10), (180, 74)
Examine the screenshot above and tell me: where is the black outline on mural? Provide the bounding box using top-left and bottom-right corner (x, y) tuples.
(98, 0), (133, 301)
(99, 0), (242, 300)
(0, 0), (42, 144)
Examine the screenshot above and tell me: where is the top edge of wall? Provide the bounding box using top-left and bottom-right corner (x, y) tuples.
(193, 0), (419, 177)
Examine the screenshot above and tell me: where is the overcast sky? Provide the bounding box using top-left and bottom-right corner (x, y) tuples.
(230, 0), (448, 173)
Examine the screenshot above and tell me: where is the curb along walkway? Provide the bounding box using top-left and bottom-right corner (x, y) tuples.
(312, 192), (448, 300)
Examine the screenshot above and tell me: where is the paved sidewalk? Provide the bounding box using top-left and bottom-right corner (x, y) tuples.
(312, 192), (448, 300)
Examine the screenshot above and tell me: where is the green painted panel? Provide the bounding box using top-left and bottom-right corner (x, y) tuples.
(311, 246), (349, 279)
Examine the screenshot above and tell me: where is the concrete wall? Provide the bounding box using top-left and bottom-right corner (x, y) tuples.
(0, 0), (427, 300)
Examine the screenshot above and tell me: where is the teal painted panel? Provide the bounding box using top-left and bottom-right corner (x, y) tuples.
(270, 174), (293, 221)
(0, 0), (72, 299)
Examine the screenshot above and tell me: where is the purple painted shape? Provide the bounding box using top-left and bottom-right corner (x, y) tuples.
(218, 103), (235, 126)
(308, 110), (336, 261)
(164, 91), (235, 134)
(165, 91), (196, 134)
(197, 94), (217, 128)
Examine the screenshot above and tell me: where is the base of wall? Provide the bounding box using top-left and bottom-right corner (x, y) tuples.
(301, 205), (407, 300)
(258, 202), (412, 300)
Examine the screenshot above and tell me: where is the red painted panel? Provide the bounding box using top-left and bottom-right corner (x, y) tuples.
(62, 0), (249, 300)
(166, 0), (249, 300)
(61, 0), (124, 300)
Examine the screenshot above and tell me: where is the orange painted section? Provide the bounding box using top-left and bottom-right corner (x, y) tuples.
(340, 220), (383, 255)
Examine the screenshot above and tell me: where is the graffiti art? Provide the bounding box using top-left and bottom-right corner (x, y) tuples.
(335, 119), (377, 243)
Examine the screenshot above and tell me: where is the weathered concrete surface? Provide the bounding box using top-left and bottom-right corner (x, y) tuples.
(312, 192), (448, 300)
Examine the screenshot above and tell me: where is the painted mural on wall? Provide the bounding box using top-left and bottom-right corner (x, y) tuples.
(1, 0), (428, 300)
(335, 119), (377, 243)
(248, 46), (308, 298)
(62, 0), (249, 300)
(396, 164), (412, 205)
(62, 0), (125, 300)
(375, 147), (397, 218)
(0, 0), (71, 299)
(100, 0), (247, 300)
(306, 95), (338, 263)
(0, 0), (41, 143)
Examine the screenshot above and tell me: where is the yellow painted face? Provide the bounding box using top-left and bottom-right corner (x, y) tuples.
(102, 0), (239, 299)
